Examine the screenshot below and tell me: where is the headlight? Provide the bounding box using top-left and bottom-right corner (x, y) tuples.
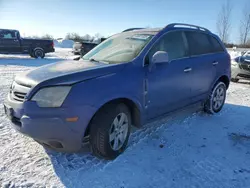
(31, 86), (71, 107)
(231, 60), (238, 66)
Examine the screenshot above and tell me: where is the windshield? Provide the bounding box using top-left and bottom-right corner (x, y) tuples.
(82, 32), (154, 64)
(243, 51), (250, 58)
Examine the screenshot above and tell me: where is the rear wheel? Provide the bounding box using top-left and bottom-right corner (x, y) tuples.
(89, 103), (131, 160)
(33, 48), (45, 59)
(204, 82), (226, 114)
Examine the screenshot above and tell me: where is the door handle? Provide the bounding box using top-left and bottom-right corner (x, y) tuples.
(184, 68), (192, 73)
(213, 61), (219, 66)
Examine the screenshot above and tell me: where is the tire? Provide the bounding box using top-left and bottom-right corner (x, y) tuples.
(231, 78), (239, 82)
(33, 48), (45, 59)
(204, 82), (227, 114)
(89, 103), (131, 160)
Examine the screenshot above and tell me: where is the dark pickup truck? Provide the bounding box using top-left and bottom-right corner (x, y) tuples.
(72, 41), (98, 56)
(72, 37), (107, 56)
(0, 29), (55, 58)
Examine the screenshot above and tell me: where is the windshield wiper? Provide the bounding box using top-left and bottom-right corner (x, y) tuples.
(89, 58), (99, 62)
(89, 58), (109, 64)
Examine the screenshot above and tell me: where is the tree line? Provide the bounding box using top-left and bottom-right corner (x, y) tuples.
(25, 33), (103, 42)
(217, 0), (250, 47)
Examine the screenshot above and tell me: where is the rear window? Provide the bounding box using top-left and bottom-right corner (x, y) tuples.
(185, 31), (212, 56)
(209, 36), (224, 53)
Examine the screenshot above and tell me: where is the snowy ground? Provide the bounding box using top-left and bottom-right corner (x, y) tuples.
(1, 49), (250, 187)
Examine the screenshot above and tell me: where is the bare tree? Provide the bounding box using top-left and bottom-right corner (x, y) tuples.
(40, 34), (54, 40)
(82, 34), (93, 42)
(65, 32), (82, 41)
(239, 4), (250, 45)
(94, 33), (102, 39)
(216, 0), (232, 43)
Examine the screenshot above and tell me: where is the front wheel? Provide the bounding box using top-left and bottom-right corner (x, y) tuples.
(204, 82), (227, 114)
(33, 48), (45, 59)
(89, 103), (131, 160)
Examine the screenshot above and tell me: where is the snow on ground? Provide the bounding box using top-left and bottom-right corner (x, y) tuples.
(1, 48), (250, 187)
(228, 50), (241, 59)
(0, 48), (75, 61)
(54, 40), (74, 48)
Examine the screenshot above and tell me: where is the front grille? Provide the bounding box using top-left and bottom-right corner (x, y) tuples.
(240, 64), (250, 72)
(238, 74), (250, 79)
(10, 82), (31, 102)
(12, 92), (26, 102)
(12, 116), (22, 127)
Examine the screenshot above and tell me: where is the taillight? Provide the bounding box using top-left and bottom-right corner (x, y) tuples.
(52, 42), (54, 47)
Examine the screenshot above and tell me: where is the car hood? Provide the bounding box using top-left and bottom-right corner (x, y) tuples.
(235, 56), (250, 63)
(14, 60), (125, 87)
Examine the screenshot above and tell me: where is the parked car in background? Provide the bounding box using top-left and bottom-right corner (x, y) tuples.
(100, 37), (107, 42)
(4, 23), (230, 160)
(72, 41), (98, 56)
(0, 29), (55, 58)
(231, 51), (250, 82)
(241, 50), (250, 56)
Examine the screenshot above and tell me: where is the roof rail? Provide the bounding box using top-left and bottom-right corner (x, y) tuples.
(166, 23), (211, 32)
(122, 28), (145, 32)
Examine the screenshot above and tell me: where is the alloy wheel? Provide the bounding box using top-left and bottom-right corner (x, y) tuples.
(212, 85), (226, 111)
(109, 113), (129, 151)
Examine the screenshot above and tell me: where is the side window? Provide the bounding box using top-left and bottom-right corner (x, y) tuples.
(0, 30), (16, 39)
(186, 31), (212, 56)
(146, 31), (187, 64)
(209, 36), (224, 53)
(0, 30), (4, 39)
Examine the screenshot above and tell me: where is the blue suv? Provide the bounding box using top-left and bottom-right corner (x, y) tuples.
(4, 23), (231, 159)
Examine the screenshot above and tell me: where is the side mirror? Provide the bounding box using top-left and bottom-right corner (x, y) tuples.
(152, 51), (169, 64)
(73, 56), (81, 61)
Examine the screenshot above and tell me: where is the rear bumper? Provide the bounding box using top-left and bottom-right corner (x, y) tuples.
(45, 47), (55, 53)
(4, 94), (97, 152)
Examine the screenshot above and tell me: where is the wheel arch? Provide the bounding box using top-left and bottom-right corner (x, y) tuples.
(33, 47), (44, 52)
(84, 97), (142, 137)
(29, 46), (44, 53)
(217, 75), (230, 89)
